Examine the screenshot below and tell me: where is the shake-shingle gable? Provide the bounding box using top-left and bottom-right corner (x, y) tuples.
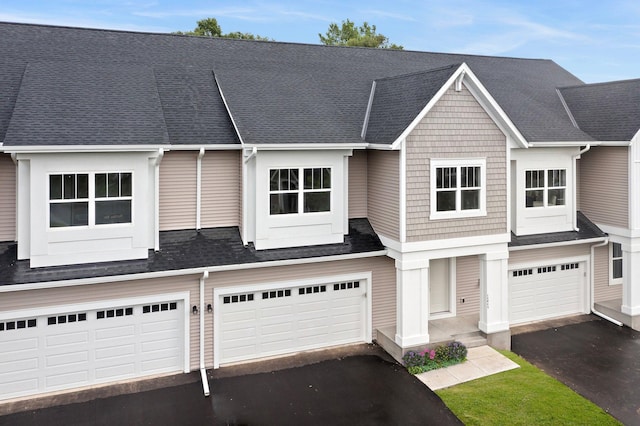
(364, 65), (459, 144)
(0, 21), (620, 148)
(560, 79), (640, 141)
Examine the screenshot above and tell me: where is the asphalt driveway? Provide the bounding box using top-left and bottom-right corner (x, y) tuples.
(512, 316), (640, 425)
(0, 349), (461, 426)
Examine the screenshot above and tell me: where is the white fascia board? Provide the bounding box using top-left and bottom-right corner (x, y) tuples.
(243, 144), (367, 150)
(380, 233), (510, 256)
(166, 145), (242, 151)
(508, 237), (607, 252)
(213, 73), (245, 147)
(528, 141), (600, 147)
(367, 143), (396, 150)
(0, 250), (387, 293)
(459, 65), (529, 149)
(2, 145), (170, 154)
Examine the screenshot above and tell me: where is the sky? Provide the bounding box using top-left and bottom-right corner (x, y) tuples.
(2, 0), (639, 83)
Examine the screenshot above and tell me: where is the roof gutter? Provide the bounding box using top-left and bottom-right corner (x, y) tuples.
(0, 250), (388, 293)
(508, 236), (607, 251)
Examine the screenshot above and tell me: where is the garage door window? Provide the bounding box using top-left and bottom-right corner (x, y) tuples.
(0, 318), (37, 331)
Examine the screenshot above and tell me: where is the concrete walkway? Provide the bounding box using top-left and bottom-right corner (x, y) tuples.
(415, 345), (519, 390)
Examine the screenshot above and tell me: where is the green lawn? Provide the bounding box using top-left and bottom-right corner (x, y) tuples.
(436, 351), (621, 425)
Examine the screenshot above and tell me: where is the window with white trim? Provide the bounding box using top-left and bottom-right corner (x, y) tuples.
(525, 169), (566, 208)
(430, 159), (486, 219)
(270, 167), (331, 215)
(610, 242), (623, 285)
(49, 172), (132, 228)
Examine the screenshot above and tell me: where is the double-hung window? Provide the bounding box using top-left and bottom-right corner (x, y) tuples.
(49, 174), (89, 227)
(525, 169), (566, 208)
(430, 159), (486, 219)
(610, 242), (623, 285)
(49, 172), (132, 228)
(270, 168), (331, 215)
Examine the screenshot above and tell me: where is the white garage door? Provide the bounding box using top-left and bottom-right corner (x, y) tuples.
(0, 299), (184, 401)
(509, 262), (586, 325)
(218, 279), (367, 366)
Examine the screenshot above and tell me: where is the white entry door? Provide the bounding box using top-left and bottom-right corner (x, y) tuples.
(430, 258), (450, 315)
(0, 299), (185, 401)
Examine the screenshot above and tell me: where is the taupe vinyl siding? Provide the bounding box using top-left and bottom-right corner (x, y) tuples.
(209, 256), (396, 343)
(159, 151), (197, 231)
(0, 154), (16, 241)
(406, 85), (507, 242)
(509, 244), (589, 265)
(0, 276), (202, 371)
(201, 150), (241, 228)
(579, 146), (628, 228)
(349, 150), (368, 218)
(456, 256), (480, 316)
(368, 150), (400, 240)
(594, 245), (622, 302)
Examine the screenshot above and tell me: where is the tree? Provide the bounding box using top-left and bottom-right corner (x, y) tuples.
(319, 19), (403, 49)
(173, 18), (271, 41)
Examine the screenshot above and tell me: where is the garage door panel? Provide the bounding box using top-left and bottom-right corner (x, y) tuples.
(1, 338), (38, 358)
(219, 279), (367, 365)
(95, 325), (136, 341)
(0, 298), (184, 401)
(509, 263), (584, 324)
(95, 363), (136, 380)
(45, 331), (89, 347)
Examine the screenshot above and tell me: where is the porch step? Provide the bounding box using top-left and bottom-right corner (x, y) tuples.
(453, 332), (487, 349)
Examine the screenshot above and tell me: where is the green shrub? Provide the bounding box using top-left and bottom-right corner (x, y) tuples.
(402, 341), (467, 374)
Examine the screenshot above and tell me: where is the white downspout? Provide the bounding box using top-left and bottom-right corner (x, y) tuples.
(196, 147), (205, 231)
(200, 270), (210, 396)
(590, 238), (623, 326)
(154, 149), (164, 251)
(572, 144), (590, 231)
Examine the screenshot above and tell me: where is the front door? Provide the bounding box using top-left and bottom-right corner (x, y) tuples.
(430, 258), (450, 315)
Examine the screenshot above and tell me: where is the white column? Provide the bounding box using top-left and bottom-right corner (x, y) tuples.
(621, 240), (640, 316)
(395, 259), (430, 347)
(479, 250), (510, 334)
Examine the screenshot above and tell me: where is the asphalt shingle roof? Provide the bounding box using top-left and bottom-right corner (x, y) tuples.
(0, 22), (603, 147)
(509, 211), (606, 248)
(365, 65), (459, 144)
(560, 79), (640, 141)
(0, 218), (384, 286)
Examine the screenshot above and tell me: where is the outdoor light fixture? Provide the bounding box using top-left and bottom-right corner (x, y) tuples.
(207, 304), (212, 313)
(192, 305), (198, 315)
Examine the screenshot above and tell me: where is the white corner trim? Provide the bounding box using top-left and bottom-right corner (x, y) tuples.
(399, 139), (407, 243)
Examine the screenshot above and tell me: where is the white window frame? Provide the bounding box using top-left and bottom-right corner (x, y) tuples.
(525, 168), (566, 208)
(48, 171), (133, 229)
(269, 167), (331, 216)
(610, 242), (623, 285)
(430, 158), (486, 220)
